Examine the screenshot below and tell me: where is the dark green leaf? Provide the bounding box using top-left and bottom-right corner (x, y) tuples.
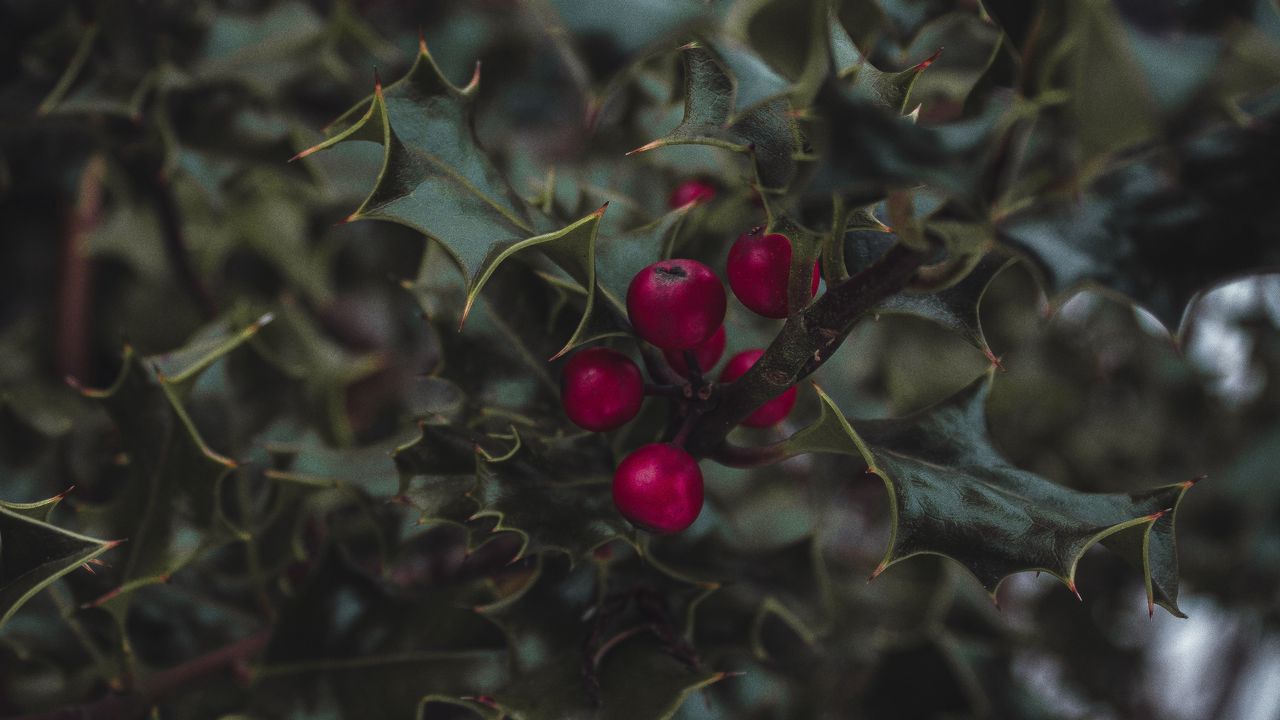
(255, 552), (506, 718)
(477, 556), (725, 719)
(778, 375), (1195, 616)
(998, 117), (1280, 335)
(829, 6), (936, 114)
(470, 435), (629, 561)
(0, 506), (115, 630)
(811, 76), (1012, 208)
(847, 232), (1013, 357)
(73, 316), (265, 588)
(297, 40), (538, 286)
(630, 44), (803, 190)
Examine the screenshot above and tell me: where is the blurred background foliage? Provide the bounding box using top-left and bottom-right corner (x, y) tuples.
(1, 0), (1279, 718)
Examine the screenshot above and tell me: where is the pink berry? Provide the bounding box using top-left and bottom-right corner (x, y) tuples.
(561, 348), (644, 432)
(662, 325), (726, 377)
(726, 230), (820, 319)
(718, 349), (797, 427)
(613, 443), (704, 533)
(668, 179), (717, 209)
(626, 259), (727, 351)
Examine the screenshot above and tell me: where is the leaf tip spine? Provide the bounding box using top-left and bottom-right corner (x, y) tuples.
(1066, 578), (1082, 602)
(914, 48), (943, 72)
(984, 347), (1005, 371)
(626, 140), (663, 156)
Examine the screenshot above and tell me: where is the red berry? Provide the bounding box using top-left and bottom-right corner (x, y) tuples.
(561, 347), (644, 432)
(719, 349), (797, 427)
(663, 324), (726, 376)
(726, 230), (820, 319)
(613, 443), (704, 533)
(668, 179), (717, 209)
(626, 259), (727, 351)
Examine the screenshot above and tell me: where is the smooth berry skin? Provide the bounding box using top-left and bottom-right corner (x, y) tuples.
(613, 443), (704, 533)
(668, 179), (717, 209)
(627, 259), (727, 351)
(719, 349), (798, 428)
(561, 348), (644, 432)
(663, 324), (726, 377)
(726, 231), (820, 319)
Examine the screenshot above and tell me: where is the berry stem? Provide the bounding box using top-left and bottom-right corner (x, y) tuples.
(635, 339), (688, 386)
(644, 383), (685, 398)
(682, 349), (703, 385)
(682, 241), (927, 458)
(670, 406), (704, 447)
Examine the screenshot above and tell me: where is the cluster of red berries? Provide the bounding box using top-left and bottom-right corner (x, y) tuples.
(560, 180), (817, 534)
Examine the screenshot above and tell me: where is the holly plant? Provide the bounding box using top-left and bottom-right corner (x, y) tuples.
(3, 0), (1280, 718)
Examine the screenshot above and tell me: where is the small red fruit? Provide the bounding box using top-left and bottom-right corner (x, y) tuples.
(561, 347), (644, 432)
(627, 259), (727, 351)
(613, 443), (704, 533)
(668, 179), (717, 208)
(663, 324), (726, 376)
(719, 349), (797, 427)
(726, 230), (820, 319)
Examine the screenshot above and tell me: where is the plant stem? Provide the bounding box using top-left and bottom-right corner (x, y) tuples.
(635, 340), (686, 386)
(10, 628), (271, 720)
(684, 242), (926, 458)
(644, 383), (684, 398)
(56, 154), (105, 382)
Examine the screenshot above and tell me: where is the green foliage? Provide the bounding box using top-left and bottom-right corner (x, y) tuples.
(0, 503), (114, 630)
(2, 0), (1279, 718)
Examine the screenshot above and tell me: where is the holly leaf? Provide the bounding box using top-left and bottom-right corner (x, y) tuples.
(72, 316), (266, 584)
(708, 36), (793, 120)
(629, 44), (803, 190)
(476, 556), (726, 720)
(295, 39), (537, 286)
(238, 302), (382, 446)
(254, 551), (506, 718)
(0, 505), (116, 630)
(777, 375), (1195, 616)
(595, 204), (692, 300)
(469, 436), (629, 561)
(847, 231), (1013, 359)
(543, 0), (711, 87)
(828, 6), (936, 114)
(0, 489), (73, 523)
(463, 207), (608, 360)
(998, 118), (1280, 335)
(811, 73), (1011, 209)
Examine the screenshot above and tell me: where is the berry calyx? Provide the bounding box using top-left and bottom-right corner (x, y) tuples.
(663, 324), (726, 377)
(560, 347), (644, 432)
(668, 178), (717, 209)
(719, 349), (797, 427)
(613, 443), (704, 533)
(726, 230), (820, 319)
(627, 259), (727, 351)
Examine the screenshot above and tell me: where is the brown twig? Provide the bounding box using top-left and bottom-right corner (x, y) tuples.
(684, 242), (926, 458)
(6, 628), (271, 720)
(56, 154), (106, 381)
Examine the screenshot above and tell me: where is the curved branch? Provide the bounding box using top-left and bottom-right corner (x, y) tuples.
(10, 628), (270, 720)
(683, 242), (926, 458)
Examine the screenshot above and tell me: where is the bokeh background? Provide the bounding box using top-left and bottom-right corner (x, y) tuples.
(2, 0), (1279, 718)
